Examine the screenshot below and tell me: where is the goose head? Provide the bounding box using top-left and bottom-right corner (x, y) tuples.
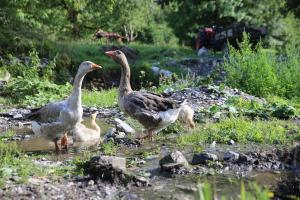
(91, 112), (98, 121)
(78, 61), (102, 76)
(105, 50), (128, 67)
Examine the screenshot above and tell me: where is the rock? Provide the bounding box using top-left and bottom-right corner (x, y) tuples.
(87, 155), (128, 184)
(114, 118), (135, 134)
(115, 131), (126, 139)
(237, 153), (251, 163)
(88, 180), (94, 186)
(210, 141), (216, 148)
(151, 66), (160, 76)
(223, 151), (239, 161)
(103, 128), (116, 143)
(159, 69), (173, 77)
(17, 122), (23, 127)
(163, 88), (174, 95)
(159, 150), (189, 171)
(191, 152), (218, 165)
(13, 114), (23, 119)
(228, 139), (235, 145)
(93, 156), (126, 171)
(86, 155), (149, 186)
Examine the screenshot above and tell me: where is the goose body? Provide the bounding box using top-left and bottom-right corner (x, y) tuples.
(72, 113), (101, 142)
(30, 61), (102, 150)
(105, 50), (193, 139)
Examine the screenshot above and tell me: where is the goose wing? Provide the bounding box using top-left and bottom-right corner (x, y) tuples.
(26, 100), (67, 123)
(122, 91), (182, 128)
(124, 91), (181, 112)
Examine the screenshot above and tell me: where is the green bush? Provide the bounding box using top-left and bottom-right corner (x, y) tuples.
(3, 78), (71, 107)
(224, 33), (300, 99)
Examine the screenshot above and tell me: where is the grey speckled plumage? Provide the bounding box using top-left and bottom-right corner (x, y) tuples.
(26, 101), (66, 123)
(122, 91), (183, 129)
(105, 50), (188, 138)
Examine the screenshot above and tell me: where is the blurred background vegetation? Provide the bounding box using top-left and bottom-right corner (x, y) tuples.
(0, 0), (299, 106)
(1, 0), (299, 54)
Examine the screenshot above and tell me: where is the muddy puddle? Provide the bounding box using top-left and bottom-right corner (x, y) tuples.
(1, 118), (112, 154)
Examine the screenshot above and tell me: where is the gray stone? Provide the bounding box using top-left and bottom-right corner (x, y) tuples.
(191, 152), (218, 165)
(223, 151), (239, 161)
(88, 180), (94, 186)
(13, 114), (23, 119)
(163, 88), (174, 95)
(151, 66), (160, 76)
(114, 118), (135, 134)
(159, 69), (173, 77)
(115, 131), (126, 139)
(210, 141), (216, 148)
(238, 153), (251, 163)
(228, 139), (235, 145)
(159, 150), (189, 170)
(96, 156), (126, 171)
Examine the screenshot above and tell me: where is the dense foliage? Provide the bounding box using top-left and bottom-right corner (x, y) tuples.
(0, 0), (300, 54)
(224, 33), (300, 99)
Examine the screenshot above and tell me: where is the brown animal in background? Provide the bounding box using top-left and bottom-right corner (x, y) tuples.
(94, 29), (127, 44)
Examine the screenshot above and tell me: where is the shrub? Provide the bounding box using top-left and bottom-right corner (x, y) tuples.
(224, 33), (300, 99)
(3, 77), (71, 107)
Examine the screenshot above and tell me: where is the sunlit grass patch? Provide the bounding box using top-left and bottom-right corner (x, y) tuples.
(0, 97), (8, 105)
(196, 180), (271, 200)
(82, 88), (117, 107)
(177, 118), (300, 145)
(100, 141), (118, 155)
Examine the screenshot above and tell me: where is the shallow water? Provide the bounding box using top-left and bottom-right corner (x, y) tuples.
(1, 119), (296, 199)
(1, 118), (112, 153)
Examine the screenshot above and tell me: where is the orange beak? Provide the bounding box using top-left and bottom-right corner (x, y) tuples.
(92, 63), (102, 69)
(105, 51), (115, 58)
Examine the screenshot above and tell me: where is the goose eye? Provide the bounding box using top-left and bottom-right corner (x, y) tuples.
(116, 50), (121, 55)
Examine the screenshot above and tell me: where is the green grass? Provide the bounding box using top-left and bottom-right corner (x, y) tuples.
(82, 88), (118, 107)
(0, 130), (97, 186)
(177, 118), (300, 145)
(196, 181), (271, 200)
(100, 141), (118, 155)
(224, 33), (300, 99)
(53, 40), (195, 78)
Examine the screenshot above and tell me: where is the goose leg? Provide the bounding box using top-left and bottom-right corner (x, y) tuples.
(53, 138), (60, 151)
(142, 129), (154, 141)
(61, 133), (68, 150)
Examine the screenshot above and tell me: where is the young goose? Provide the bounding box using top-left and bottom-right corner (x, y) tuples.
(105, 50), (192, 140)
(71, 112), (101, 143)
(31, 61), (102, 150)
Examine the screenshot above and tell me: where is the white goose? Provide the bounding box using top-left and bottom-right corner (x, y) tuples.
(30, 61), (102, 150)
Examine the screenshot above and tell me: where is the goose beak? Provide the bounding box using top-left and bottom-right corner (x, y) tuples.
(92, 63), (102, 69)
(105, 51), (115, 58)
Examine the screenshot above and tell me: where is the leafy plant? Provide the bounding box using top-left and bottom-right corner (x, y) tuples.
(101, 142), (118, 155)
(3, 77), (71, 107)
(196, 180), (271, 200)
(224, 33), (300, 99)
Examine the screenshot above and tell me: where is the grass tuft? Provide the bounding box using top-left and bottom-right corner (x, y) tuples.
(82, 88), (118, 107)
(177, 118), (300, 145)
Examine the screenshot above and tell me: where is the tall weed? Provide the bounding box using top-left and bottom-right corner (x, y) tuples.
(224, 33), (299, 99)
